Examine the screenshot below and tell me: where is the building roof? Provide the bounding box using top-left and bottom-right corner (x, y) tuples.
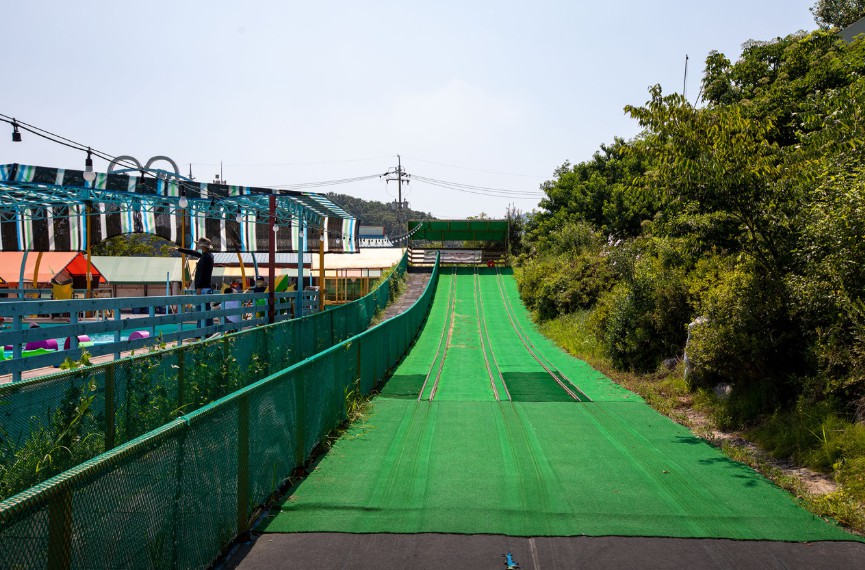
(90, 256), (185, 283)
(211, 252), (311, 265)
(311, 248), (404, 270)
(840, 16), (865, 42)
(0, 252), (105, 284)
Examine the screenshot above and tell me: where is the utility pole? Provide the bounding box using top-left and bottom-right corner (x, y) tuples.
(385, 155), (410, 243)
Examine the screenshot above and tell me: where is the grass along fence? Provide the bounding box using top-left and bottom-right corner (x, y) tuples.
(0, 253), (407, 503)
(0, 253), (436, 569)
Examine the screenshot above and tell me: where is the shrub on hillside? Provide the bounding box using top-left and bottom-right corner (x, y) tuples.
(590, 254), (689, 372)
(685, 261), (807, 424)
(516, 253), (612, 320)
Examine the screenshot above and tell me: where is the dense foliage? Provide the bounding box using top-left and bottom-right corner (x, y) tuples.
(518, 28), (865, 433)
(812, 0), (865, 28)
(91, 233), (175, 256)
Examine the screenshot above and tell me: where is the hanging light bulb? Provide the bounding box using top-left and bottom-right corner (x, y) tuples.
(178, 191), (188, 209)
(83, 149), (96, 182)
(11, 120), (21, 142)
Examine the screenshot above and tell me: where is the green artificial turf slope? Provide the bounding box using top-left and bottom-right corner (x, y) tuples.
(261, 399), (857, 541)
(261, 270), (859, 542)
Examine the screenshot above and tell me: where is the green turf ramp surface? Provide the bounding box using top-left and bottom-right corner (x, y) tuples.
(261, 271), (859, 542)
(262, 398), (858, 541)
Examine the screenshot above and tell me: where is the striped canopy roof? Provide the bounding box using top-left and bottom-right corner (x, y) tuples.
(0, 164), (358, 253)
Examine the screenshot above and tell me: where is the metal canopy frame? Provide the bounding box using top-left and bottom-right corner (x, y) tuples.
(0, 164), (357, 252)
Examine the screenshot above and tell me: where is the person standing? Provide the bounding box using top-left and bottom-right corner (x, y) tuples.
(175, 237), (216, 327)
(252, 276), (268, 319)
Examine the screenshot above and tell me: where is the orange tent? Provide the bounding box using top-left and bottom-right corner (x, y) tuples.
(0, 252), (104, 288)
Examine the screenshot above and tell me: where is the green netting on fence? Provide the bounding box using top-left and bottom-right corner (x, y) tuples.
(0, 253), (407, 503)
(0, 252), (437, 569)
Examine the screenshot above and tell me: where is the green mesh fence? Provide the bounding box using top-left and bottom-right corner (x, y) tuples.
(0, 253), (407, 504)
(0, 253), (437, 569)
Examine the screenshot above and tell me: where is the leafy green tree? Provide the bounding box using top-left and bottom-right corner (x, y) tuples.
(505, 204), (525, 258)
(530, 137), (653, 241)
(812, 0), (865, 28)
(625, 86), (799, 274)
(91, 234), (175, 256)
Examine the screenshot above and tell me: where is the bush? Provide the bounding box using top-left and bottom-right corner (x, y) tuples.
(684, 261), (805, 412)
(516, 252), (612, 321)
(590, 253), (689, 372)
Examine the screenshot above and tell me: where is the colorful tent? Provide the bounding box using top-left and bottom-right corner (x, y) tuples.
(0, 252), (104, 287)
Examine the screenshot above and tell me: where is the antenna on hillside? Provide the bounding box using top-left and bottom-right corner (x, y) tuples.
(683, 54), (689, 99)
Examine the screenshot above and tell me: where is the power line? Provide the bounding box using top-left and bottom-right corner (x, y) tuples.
(410, 174), (544, 198)
(402, 155), (543, 178)
(190, 155), (394, 167)
(265, 173), (385, 191)
(0, 114), (390, 197)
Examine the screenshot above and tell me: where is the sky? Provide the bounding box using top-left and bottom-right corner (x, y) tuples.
(1, 1), (820, 221)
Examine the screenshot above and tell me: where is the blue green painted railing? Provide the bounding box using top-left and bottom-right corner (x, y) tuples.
(0, 289), (322, 382)
(0, 252), (434, 569)
(0, 253), (407, 503)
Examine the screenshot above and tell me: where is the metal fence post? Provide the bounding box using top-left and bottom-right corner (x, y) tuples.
(47, 488), (72, 570)
(105, 363), (116, 450)
(113, 309), (122, 360)
(237, 394), (250, 535)
(177, 346), (186, 412)
(294, 375), (306, 468)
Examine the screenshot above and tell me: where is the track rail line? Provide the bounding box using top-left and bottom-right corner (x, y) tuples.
(472, 267), (499, 402)
(494, 268), (591, 402)
(474, 266), (511, 401)
(422, 267), (458, 402)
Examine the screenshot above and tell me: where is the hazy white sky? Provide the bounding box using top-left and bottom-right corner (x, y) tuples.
(1, 1), (818, 219)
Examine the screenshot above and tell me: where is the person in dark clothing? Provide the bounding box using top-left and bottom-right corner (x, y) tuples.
(177, 237), (215, 293)
(252, 277), (268, 319)
(175, 237), (216, 327)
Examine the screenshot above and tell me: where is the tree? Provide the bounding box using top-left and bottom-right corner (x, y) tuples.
(91, 234), (175, 256)
(505, 205), (527, 259)
(812, 0), (865, 28)
(531, 137), (653, 243)
(625, 85), (796, 274)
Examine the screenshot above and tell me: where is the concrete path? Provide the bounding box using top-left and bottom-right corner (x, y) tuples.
(221, 533), (865, 570)
(374, 268), (432, 324)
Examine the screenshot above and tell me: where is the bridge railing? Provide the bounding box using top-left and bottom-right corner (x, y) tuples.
(0, 252), (436, 569)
